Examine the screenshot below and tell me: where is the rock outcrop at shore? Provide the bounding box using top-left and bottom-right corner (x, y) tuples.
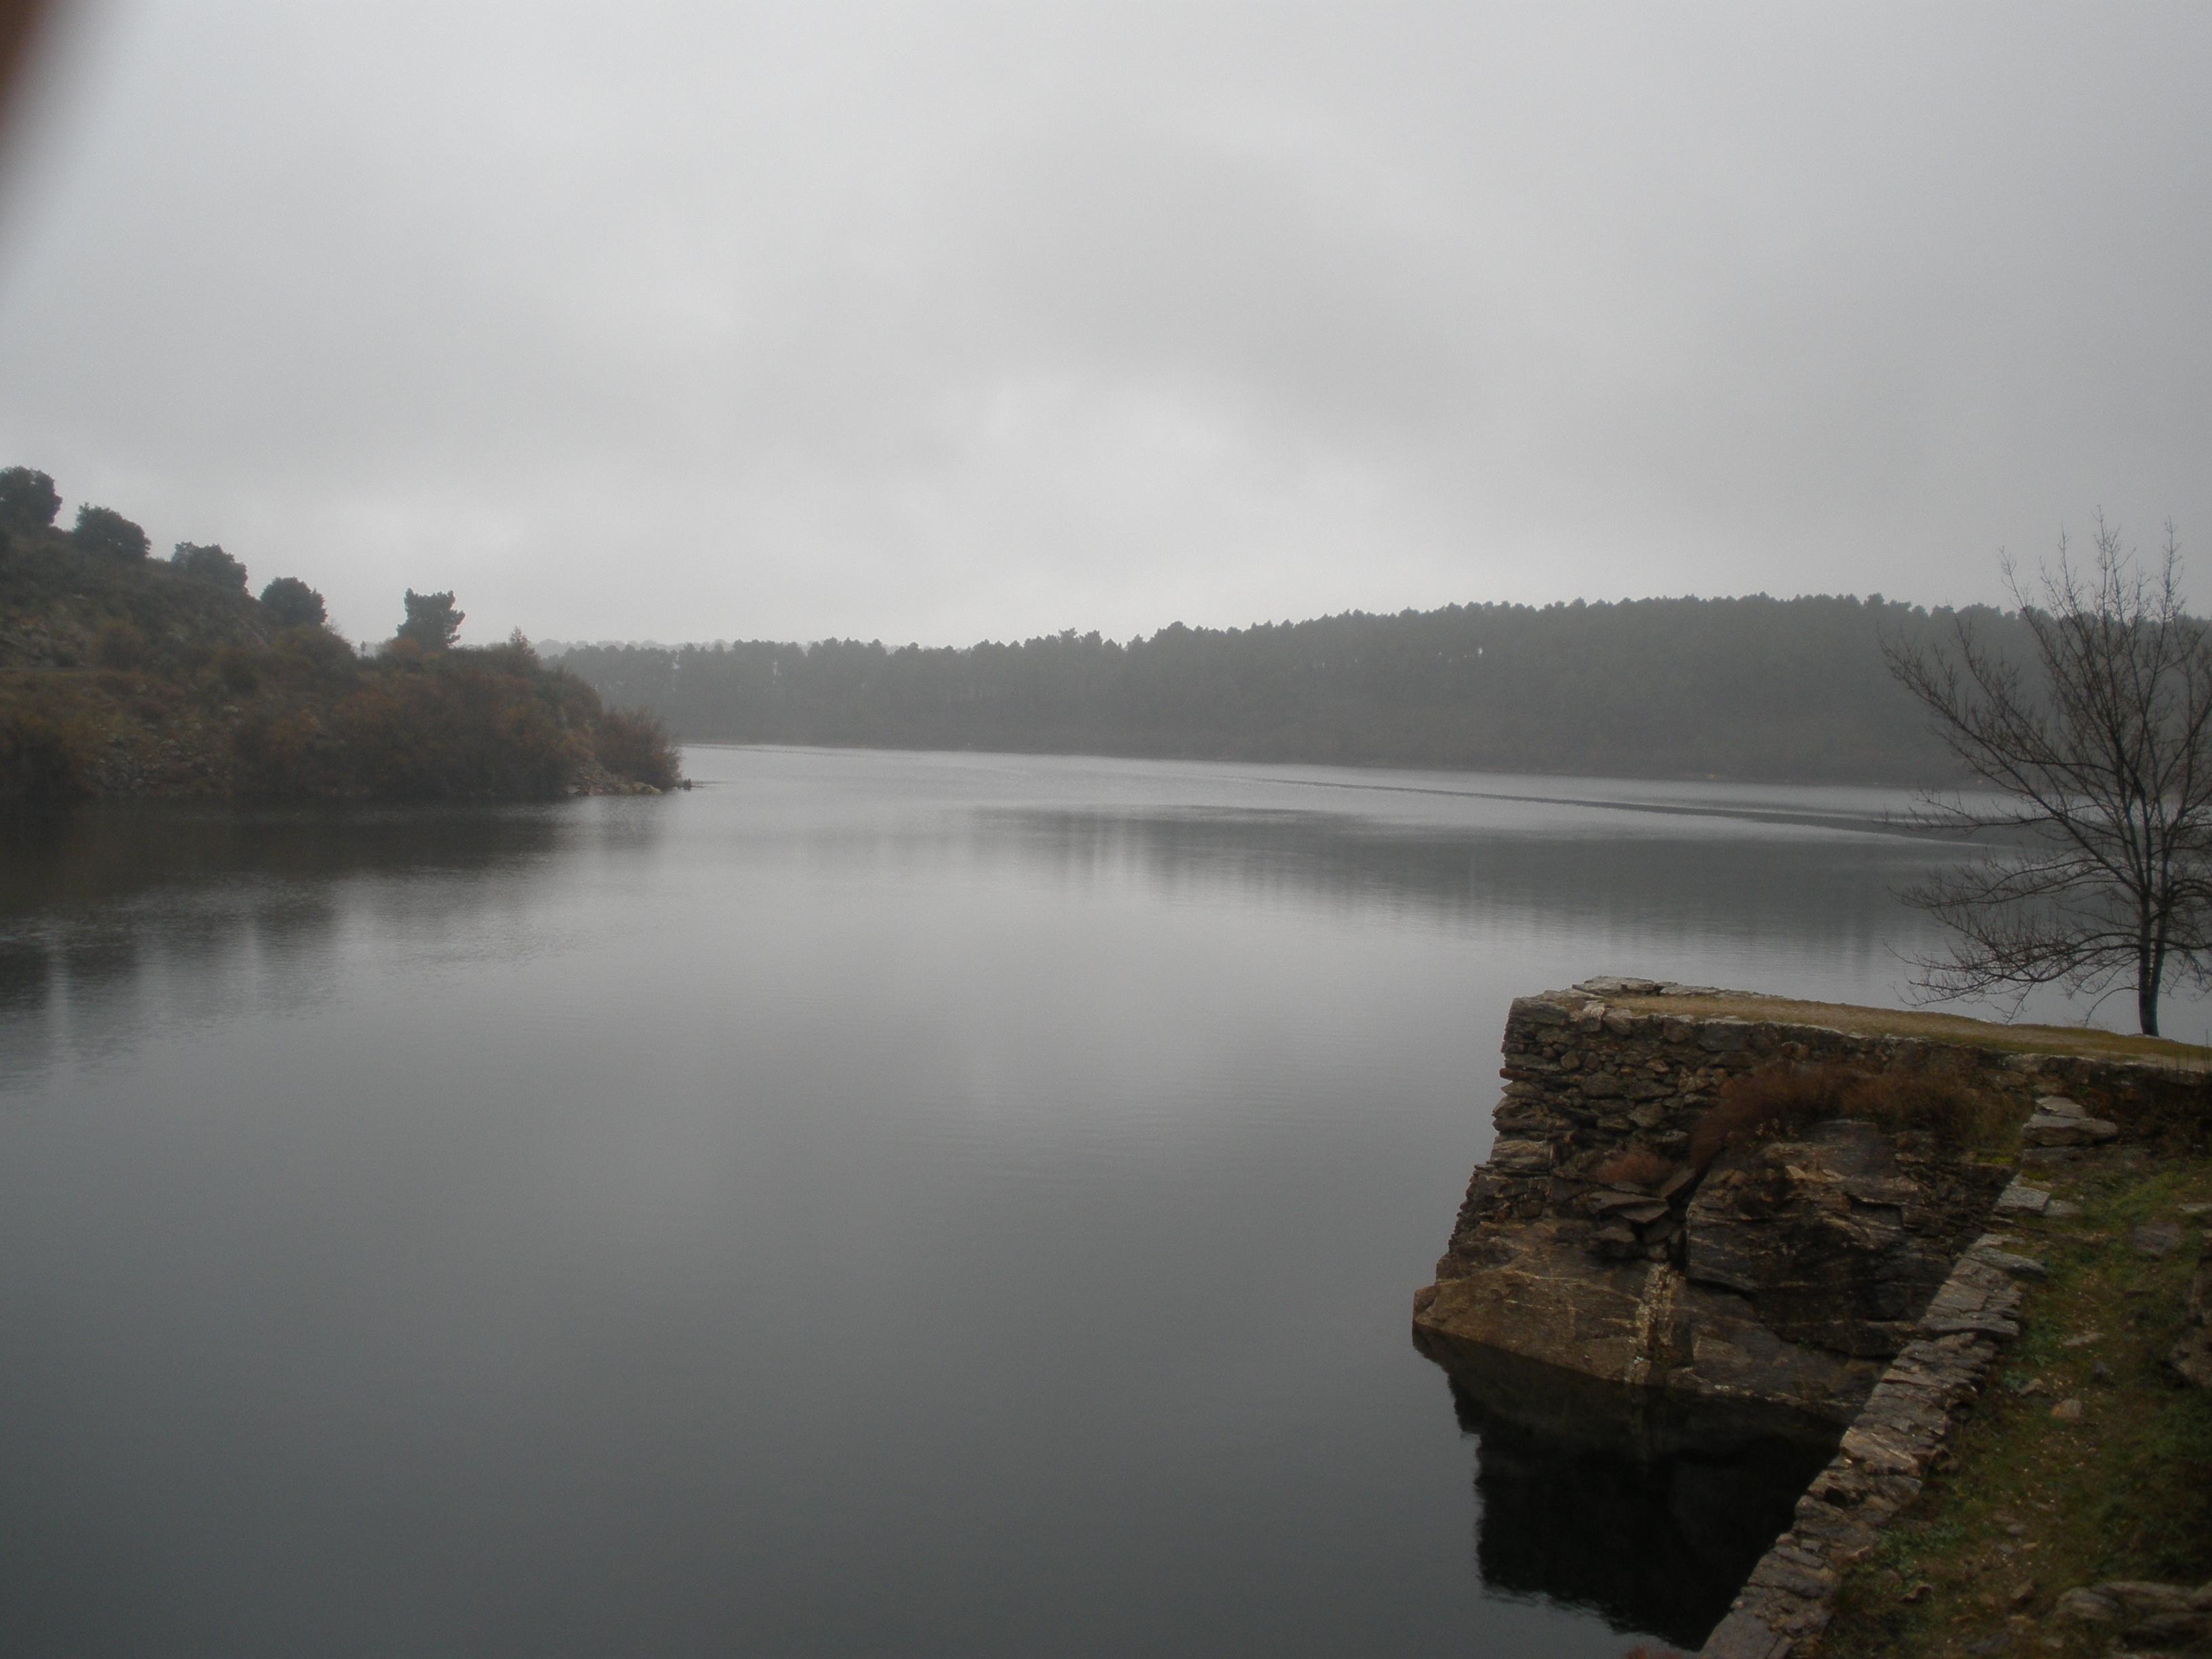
(1412, 980), (2200, 1422)
(2, 520), (682, 801)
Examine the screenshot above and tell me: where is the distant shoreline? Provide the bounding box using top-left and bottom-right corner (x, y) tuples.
(548, 594), (2018, 791)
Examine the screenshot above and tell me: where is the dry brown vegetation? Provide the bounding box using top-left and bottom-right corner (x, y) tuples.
(1689, 1061), (2019, 1170)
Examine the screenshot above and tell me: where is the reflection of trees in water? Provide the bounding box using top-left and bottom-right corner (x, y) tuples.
(1419, 1334), (1839, 1648)
(0, 939), (57, 1088)
(0, 939), (49, 1016)
(0, 803), (575, 914)
(0, 803), (601, 1074)
(985, 806), (1963, 951)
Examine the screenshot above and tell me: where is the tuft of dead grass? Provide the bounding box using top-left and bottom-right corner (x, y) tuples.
(1689, 1063), (1844, 1169)
(1688, 1061), (2018, 1170)
(1845, 1069), (2018, 1151)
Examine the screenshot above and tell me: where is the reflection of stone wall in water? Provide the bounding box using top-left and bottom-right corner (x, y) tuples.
(1412, 980), (2196, 1422)
(1424, 1335), (1837, 1650)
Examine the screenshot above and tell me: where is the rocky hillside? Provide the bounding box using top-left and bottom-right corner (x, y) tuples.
(0, 468), (680, 802)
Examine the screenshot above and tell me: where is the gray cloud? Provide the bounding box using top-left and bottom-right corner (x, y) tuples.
(0, 1), (2207, 646)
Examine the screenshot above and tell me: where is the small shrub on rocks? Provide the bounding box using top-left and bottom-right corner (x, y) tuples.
(1843, 1070), (2017, 1152)
(268, 622), (359, 689)
(1690, 1063), (1848, 1169)
(212, 644), (261, 694)
(0, 700), (94, 800)
(94, 620), (146, 670)
(594, 706), (681, 791)
(232, 708), (330, 793)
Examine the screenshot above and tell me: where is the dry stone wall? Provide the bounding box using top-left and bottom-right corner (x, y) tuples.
(1696, 1235), (2041, 1657)
(1412, 977), (2199, 1422)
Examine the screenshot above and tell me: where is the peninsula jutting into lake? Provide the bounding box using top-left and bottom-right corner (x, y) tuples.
(1, 468), (679, 803)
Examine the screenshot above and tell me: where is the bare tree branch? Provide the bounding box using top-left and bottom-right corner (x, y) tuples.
(1884, 516), (2211, 1034)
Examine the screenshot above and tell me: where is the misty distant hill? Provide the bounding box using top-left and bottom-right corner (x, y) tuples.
(547, 595), (2028, 786)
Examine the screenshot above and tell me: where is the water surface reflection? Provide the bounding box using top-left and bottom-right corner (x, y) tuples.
(984, 801), (1956, 936)
(0, 751), (2129, 1656)
(0, 802), (583, 1079)
(1420, 1334), (1840, 1647)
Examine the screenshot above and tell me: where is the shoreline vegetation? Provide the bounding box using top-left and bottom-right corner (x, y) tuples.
(547, 594), (2041, 788)
(0, 468), (681, 804)
(1809, 1151), (2211, 1659)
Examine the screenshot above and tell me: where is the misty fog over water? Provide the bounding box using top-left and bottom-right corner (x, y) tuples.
(0, 747), (2191, 1656)
(5, 1), (2209, 1647)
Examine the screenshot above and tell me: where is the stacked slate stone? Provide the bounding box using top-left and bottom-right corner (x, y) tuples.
(2018, 1093), (2119, 1151)
(1416, 979), (2204, 1422)
(1699, 1236), (2044, 1658)
(1412, 977), (2210, 1659)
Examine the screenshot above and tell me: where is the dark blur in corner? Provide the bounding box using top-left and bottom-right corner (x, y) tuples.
(0, 0), (56, 142)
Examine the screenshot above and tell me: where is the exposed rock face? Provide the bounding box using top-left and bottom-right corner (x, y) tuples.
(1413, 983), (2185, 1421)
(2020, 1094), (2120, 1147)
(1698, 1244), (2038, 1658)
(2056, 1578), (2212, 1648)
(1685, 1122), (1973, 1359)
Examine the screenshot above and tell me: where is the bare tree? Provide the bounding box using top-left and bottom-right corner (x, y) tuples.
(1885, 515), (2212, 1036)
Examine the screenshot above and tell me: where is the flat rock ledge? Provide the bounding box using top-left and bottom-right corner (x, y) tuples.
(2055, 1578), (2212, 1650)
(1698, 1242), (2036, 1658)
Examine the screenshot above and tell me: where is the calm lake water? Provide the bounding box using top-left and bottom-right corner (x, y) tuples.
(0, 747), (2167, 1657)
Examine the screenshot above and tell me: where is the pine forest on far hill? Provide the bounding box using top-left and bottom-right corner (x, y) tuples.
(551, 596), (2032, 787)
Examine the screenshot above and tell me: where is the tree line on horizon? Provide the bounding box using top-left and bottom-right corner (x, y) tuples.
(550, 595), (2034, 785)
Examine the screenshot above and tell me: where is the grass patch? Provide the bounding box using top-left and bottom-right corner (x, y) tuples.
(1809, 1155), (2212, 1658)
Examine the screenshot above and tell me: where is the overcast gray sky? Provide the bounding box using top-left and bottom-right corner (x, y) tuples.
(0, 1), (2205, 648)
